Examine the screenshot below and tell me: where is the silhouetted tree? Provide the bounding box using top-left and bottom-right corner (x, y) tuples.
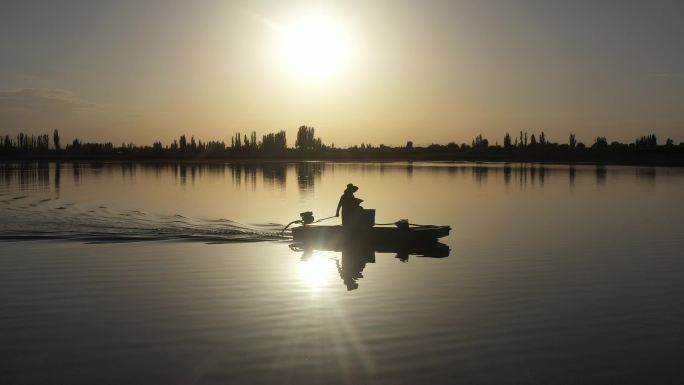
(593, 136), (608, 148)
(261, 130), (287, 152)
(295, 125), (321, 151)
(472, 134), (489, 149)
(1, 127), (683, 163)
(53, 129), (60, 151)
(635, 134), (657, 147)
(503, 133), (512, 148)
(233, 133), (242, 149)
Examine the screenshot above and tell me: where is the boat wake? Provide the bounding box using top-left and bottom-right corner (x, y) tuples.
(0, 196), (287, 243)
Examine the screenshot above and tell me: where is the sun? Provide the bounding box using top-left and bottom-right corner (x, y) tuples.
(280, 13), (350, 81)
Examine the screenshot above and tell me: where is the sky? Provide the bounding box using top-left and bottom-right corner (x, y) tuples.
(1, 0), (683, 147)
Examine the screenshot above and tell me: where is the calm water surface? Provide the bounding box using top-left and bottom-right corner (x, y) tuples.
(1, 162), (684, 384)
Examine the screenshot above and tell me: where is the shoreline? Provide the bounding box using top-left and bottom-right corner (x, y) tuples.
(2, 155), (684, 167)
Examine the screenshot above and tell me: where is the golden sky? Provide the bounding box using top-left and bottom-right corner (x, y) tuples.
(1, 1), (683, 146)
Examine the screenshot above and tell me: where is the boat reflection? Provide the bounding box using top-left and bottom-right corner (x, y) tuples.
(291, 241), (450, 291)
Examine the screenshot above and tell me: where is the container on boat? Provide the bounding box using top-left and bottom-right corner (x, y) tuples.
(362, 209), (375, 227)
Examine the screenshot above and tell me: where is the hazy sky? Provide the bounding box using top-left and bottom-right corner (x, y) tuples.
(1, 0), (683, 146)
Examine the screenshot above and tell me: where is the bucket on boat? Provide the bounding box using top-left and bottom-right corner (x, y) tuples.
(362, 209), (375, 227)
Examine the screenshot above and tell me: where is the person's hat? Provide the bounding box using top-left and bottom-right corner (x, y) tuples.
(345, 183), (359, 193)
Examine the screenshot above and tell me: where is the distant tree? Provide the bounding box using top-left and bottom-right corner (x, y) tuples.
(524, 132), (528, 146)
(635, 134), (657, 148)
(406, 140), (413, 149)
(261, 130), (287, 152)
(472, 134), (489, 149)
(503, 133), (512, 148)
(190, 136), (197, 151)
(539, 131), (546, 145)
(593, 136), (608, 149)
(179, 135), (187, 150)
(569, 133), (577, 148)
(666, 138), (674, 147)
(530, 134), (537, 146)
(53, 129), (60, 151)
(577, 142), (585, 149)
(295, 125), (320, 150)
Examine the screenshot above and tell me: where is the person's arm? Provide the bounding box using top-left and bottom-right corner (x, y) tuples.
(336, 195), (343, 216)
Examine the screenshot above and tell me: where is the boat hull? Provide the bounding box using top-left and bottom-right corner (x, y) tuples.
(291, 224), (450, 250)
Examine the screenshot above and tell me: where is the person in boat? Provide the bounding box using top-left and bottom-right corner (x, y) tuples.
(336, 183), (364, 226)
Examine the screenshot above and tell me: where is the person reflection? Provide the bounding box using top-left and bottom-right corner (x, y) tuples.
(336, 247), (375, 291)
(296, 242), (449, 291)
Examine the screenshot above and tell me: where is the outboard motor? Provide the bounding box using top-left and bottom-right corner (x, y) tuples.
(395, 219), (409, 230)
(300, 211), (315, 225)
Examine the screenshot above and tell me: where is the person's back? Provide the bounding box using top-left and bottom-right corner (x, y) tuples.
(336, 183), (362, 226)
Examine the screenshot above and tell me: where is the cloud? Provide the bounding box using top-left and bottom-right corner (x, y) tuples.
(0, 88), (96, 115)
(0, 88), (107, 136)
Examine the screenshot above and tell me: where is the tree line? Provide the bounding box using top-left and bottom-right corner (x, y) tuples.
(1, 126), (682, 164)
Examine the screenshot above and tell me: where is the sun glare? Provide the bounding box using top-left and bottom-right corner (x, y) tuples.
(280, 13), (350, 81)
(299, 252), (334, 289)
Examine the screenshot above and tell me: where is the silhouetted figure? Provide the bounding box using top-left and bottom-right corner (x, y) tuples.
(336, 183), (363, 226)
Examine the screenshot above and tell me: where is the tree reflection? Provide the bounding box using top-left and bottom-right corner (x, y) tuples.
(54, 162), (61, 195)
(296, 162), (324, 195)
(503, 164), (512, 187)
(261, 162), (287, 188)
(637, 167), (656, 185)
(569, 165), (576, 190)
(472, 165), (488, 185)
(595, 165), (607, 187)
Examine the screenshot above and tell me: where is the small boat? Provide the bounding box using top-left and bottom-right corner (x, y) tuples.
(291, 224), (450, 249)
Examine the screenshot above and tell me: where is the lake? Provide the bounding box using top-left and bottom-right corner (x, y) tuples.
(2, 161), (684, 384)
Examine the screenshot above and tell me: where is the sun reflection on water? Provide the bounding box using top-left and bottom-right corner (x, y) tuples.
(299, 252), (335, 289)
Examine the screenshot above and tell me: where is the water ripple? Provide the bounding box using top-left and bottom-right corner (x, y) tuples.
(0, 200), (286, 243)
